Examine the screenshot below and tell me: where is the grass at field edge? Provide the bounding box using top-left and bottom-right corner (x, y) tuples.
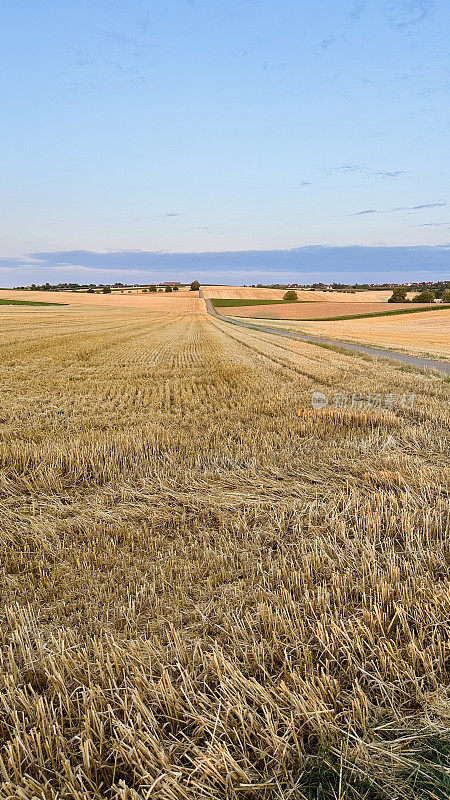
(0, 298), (68, 307)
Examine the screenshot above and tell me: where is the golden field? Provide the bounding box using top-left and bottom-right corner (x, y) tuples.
(0, 302), (449, 799)
(237, 307), (450, 361)
(222, 301), (424, 319)
(202, 286), (396, 302)
(202, 285), (290, 299)
(0, 288), (204, 313)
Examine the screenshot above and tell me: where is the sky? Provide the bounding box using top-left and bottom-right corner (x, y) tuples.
(1, 0), (449, 286)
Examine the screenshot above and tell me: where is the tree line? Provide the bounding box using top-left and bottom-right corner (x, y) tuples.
(388, 286), (450, 304)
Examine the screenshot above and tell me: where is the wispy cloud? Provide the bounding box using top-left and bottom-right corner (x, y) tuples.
(316, 36), (338, 52)
(394, 202), (446, 211)
(262, 61), (287, 72)
(349, 0), (366, 22)
(65, 14), (165, 93)
(193, 225), (218, 233)
(333, 165), (406, 179)
(99, 30), (138, 48)
(411, 221), (450, 227)
(373, 170), (405, 178)
(126, 212), (181, 222)
(333, 165), (362, 173)
(299, 165), (406, 186)
(353, 201), (447, 215)
(386, 0), (434, 29)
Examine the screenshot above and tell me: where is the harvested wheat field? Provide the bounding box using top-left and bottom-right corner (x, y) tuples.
(1, 303), (450, 799)
(0, 288), (203, 313)
(203, 286), (395, 302)
(203, 285), (288, 299)
(239, 307), (450, 361)
(223, 301), (426, 319)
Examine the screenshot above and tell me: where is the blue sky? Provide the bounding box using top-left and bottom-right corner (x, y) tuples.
(1, 0), (449, 285)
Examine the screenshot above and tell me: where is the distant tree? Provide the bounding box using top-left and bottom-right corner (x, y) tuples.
(148, 285), (156, 292)
(173, 285), (179, 291)
(283, 290), (298, 301)
(102, 286), (111, 294)
(165, 285), (173, 292)
(87, 287), (95, 293)
(412, 289), (435, 303)
(388, 287), (408, 303)
(440, 289), (450, 303)
(190, 280), (200, 291)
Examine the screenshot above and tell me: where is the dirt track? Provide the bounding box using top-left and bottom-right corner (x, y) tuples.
(201, 291), (450, 375)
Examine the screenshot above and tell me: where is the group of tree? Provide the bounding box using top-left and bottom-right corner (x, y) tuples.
(244, 280), (450, 294)
(15, 281), (190, 292)
(388, 286), (450, 304)
(437, 288), (450, 303)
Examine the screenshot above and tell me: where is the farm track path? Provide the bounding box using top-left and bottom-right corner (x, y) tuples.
(200, 290), (450, 375)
